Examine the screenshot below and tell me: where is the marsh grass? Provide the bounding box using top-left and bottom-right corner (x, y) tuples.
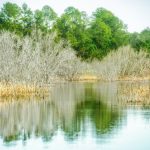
(116, 81), (150, 106)
(0, 83), (50, 99)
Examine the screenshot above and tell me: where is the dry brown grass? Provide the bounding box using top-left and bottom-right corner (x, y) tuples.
(118, 76), (150, 81)
(118, 83), (150, 105)
(74, 75), (150, 81)
(0, 83), (50, 99)
(75, 74), (98, 81)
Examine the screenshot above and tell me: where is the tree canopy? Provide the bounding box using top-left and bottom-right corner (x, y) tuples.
(0, 2), (149, 59)
(130, 28), (150, 53)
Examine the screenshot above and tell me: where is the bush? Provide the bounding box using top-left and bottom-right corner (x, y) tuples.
(92, 46), (150, 80)
(0, 31), (81, 84)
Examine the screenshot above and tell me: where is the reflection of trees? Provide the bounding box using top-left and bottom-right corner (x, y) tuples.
(0, 100), (58, 142)
(1, 81), (148, 143)
(59, 83), (122, 140)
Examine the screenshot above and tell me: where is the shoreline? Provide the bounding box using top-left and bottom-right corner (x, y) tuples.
(0, 75), (149, 99)
(72, 75), (150, 81)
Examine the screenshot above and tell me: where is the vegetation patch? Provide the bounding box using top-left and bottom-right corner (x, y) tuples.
(118, 83), (150, 105)
(0, 83), (50, 99)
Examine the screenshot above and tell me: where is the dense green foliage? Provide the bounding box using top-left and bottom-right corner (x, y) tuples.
(0, 2), (150, 59)
(130, 28), (150, 53)
(54, 7), (128, 59)
(0, 2), (57, 35)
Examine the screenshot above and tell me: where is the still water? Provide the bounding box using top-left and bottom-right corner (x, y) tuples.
(0, 81), (150, 150)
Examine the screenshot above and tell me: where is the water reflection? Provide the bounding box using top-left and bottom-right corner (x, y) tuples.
(0, 81), (150, 146)
(0, 100), (58, 142)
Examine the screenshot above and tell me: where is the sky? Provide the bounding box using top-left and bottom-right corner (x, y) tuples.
(0, 0), (150, 32)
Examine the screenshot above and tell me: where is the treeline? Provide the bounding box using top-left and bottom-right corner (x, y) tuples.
(0, 2), (150, 59)
(130, 28), (150, 53)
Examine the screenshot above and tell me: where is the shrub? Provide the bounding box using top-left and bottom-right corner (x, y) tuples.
(92, 46), (150, 80)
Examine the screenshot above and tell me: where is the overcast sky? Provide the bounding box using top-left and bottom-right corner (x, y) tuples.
(0, 0), (150, 32)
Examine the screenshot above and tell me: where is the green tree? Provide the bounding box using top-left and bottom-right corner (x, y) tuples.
(34, 5), (57, 33)
(129, 32), (141, 51)
(0, 2), (22, 34)
(42, 5), (57, 29)
(54, 7), (129, 59)
(130, 28), (150, 53)
(140, 28), (150, 53)
(34, 9), (45, 31)
(89, 19), (112, 58)
(92, 8), (128, 49)
(20, 3), (34, 35)
(54, 7), (90, 58)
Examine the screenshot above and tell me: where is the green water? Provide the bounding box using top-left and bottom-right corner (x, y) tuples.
(0, 81), (150, 150)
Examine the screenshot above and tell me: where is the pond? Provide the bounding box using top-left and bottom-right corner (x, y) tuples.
(0, 81), (150, 150)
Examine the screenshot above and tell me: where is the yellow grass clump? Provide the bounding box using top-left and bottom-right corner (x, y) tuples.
(0, 83), (50, 99)
(120, 85), (150, 104)
(77, 74), (99, 81)
(119, 77), (150, 81)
